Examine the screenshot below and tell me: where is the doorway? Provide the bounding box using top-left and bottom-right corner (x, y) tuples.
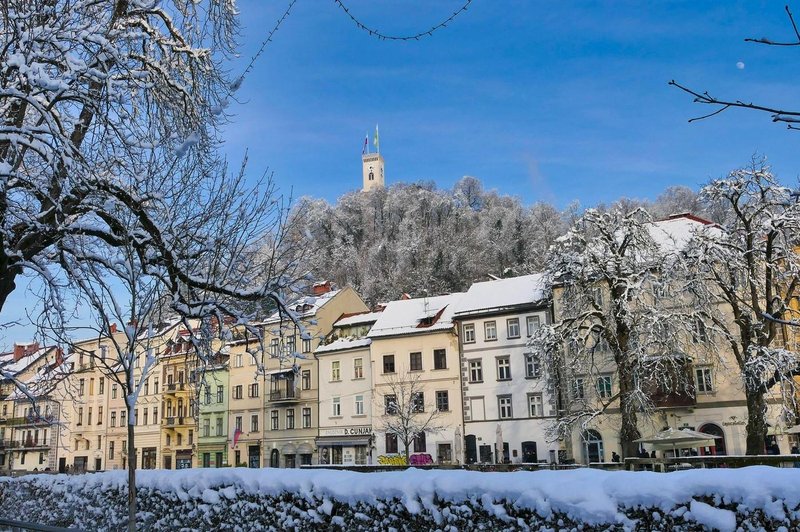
(698, 423), (727, 455)
(521, 441), (538, 463)
(582, 430), (604, 463)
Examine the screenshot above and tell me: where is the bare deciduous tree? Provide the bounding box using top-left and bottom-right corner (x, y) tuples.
(377, 372), (446, 462)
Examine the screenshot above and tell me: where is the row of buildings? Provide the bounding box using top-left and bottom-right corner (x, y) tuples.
(1, 214), (797, 472)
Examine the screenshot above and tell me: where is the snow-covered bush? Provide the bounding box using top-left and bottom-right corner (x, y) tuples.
(2, 467), (800, 531)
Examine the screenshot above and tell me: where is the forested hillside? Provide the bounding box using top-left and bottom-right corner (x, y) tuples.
(294, 177), (709, 305)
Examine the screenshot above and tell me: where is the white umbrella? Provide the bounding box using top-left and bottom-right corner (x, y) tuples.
(454, 426), (463, 464)
(635, 427), (720, 456)
(495, 424), (504, 464)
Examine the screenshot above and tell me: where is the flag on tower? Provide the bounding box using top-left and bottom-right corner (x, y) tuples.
(362, 134), (369, 154)
(373, 123), (380, 153)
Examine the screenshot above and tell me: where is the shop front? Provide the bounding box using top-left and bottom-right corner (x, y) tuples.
(316, 426), (372, 465)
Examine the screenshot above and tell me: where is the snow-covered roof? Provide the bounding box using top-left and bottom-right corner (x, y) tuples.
(367, 293), (463, 339)
(648, 213), (719, 252)
(452, 274), (548, 318)
(0, 345), (57, 380)
(315, 337), (372, 355)
(262, 289), (341, 325)
(334, 311), (383, 327)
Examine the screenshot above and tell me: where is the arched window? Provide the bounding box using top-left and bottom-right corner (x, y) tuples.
(698, 423), (726, 455)
(582, 429), (604, 463)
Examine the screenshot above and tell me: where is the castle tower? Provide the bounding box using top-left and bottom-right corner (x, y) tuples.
(362, 152), (385, 192)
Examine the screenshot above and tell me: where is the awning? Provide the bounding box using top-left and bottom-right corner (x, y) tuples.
(297, 443), (314, 454)
(316, 437), (370, 447)
(282, 443), (297, 455)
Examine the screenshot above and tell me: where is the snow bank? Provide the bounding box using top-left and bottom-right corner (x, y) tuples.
(1, 466), (799, 530)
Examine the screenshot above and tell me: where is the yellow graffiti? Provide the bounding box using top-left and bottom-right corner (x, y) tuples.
(377, 454), (407, 465)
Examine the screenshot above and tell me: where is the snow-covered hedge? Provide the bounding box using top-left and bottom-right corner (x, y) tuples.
(1, 467), (800, 531)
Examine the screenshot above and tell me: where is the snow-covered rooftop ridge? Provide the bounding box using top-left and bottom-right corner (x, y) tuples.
(334, 310), (383, 327)
(0, 345), (57, 379)
(648, 213), (719, 252)
(314, 337), (372, 354)
(263, 289), (342, 324)
(368, 293), (464, 338)
(452, 273), (548, 317)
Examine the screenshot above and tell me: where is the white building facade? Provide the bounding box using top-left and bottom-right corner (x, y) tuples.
(453, 274), (559, 465)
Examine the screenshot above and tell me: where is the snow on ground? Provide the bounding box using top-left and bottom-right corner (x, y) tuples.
(2, 466), (800, 530)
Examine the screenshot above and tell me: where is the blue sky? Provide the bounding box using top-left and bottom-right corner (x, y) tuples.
(224, 0), (800, 208)
(5, 1), (800, 346)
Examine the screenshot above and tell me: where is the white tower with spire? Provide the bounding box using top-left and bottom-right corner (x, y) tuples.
(362, 124), (385, 192)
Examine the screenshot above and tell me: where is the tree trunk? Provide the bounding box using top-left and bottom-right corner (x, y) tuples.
(617, 359), (641, 459)
(0, 267), (18, 315)
(745, 388), (767, 455)
(127, 417), (136, 532)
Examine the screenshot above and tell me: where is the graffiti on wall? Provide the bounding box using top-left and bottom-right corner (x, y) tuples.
(377, 454), (407, 465)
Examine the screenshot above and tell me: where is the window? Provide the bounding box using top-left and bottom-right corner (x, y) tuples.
(525, 353), (541, 378)
(385, 433), (398, 454)
(385, 394), (397, 415)
(189, 430), (193, 445)
(216, 418), (223, 436)
(99, 378), (105, 395)
(98, 406), (103, 425)
(100, 345), (108, 361)
(302, 407), (312, 428)
(496, 357), (511, 380)
(97, 435), (102, 450)
(271, 410), (279, 430)
(354, 395), (364, 415)
(484, 321), (497, 341)
(526, 315), (541, 337)
(78, 407), (83, 425)
(143, 379), (149, 396)
(573, 378), (585, 399)
(412, 392), (424, 413)
(696, 367), (713, 393)
(235, 416), (243, 432)
(383, 355), (395, 374)
(233, 385), (243, 399)
(498, 395), (513, 419)
(79, 379), (85, 396)
(204, 386), (212, 404)
(409, 352), (422, 371)
(270, 338), (279, 356)
(217, 385), (224, 403)
(154, 378), (159, 394)
(353, 358), (364, 379)
(528, 393), (544, 417)
(177, 433), (182, 446)
(109, 441), (115, 460)
(286, 409), (295, 429)
(507, 318), (520, 339)
(89, 378), (94, 395)
(286, 335), (296, 354)
(111, 412), (117, 427)
(433, 349), (447, 370)
(250, 414), (259, 432)
(469, 360), (483, 383)
(235, 353), (243, 367)
(302, 370), (311, 390)
(248, 383), (259, 398)
(413, 431), (426, 453)
(331, 361), (341, 381)
(302, 338), (312, 353)
(436, 390), (449, 412)
(597, 375), (613, 399)
(203, 419), (210, 437)
(332, 397), (341, 417)
(153, 407), (158, 423)
(692, 318), (708, 343)
(111, 383), (117, 399)
(463, 323), (476, 343)
(120, 411), (126, 426)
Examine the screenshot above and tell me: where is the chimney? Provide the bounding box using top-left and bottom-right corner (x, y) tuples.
(312, 281), (332, 296)
(400, 293), (411, 300)
(13, 342), (39, 361)
(110, 323), (117, 334)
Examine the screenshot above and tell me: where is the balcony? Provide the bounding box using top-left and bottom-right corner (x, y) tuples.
(268, 388), (301, 403)
(21, 438), (51, 450)
(0, 440), (20, 450)
(4, 416), (54, 427)
(163, 416), (192, 428)
(164, 382), (187, 394)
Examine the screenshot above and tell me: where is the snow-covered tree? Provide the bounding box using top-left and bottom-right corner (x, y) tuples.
(683, 161), (800, 454)
(530, 207), (704, 458)
(377, 372), (446, 463)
